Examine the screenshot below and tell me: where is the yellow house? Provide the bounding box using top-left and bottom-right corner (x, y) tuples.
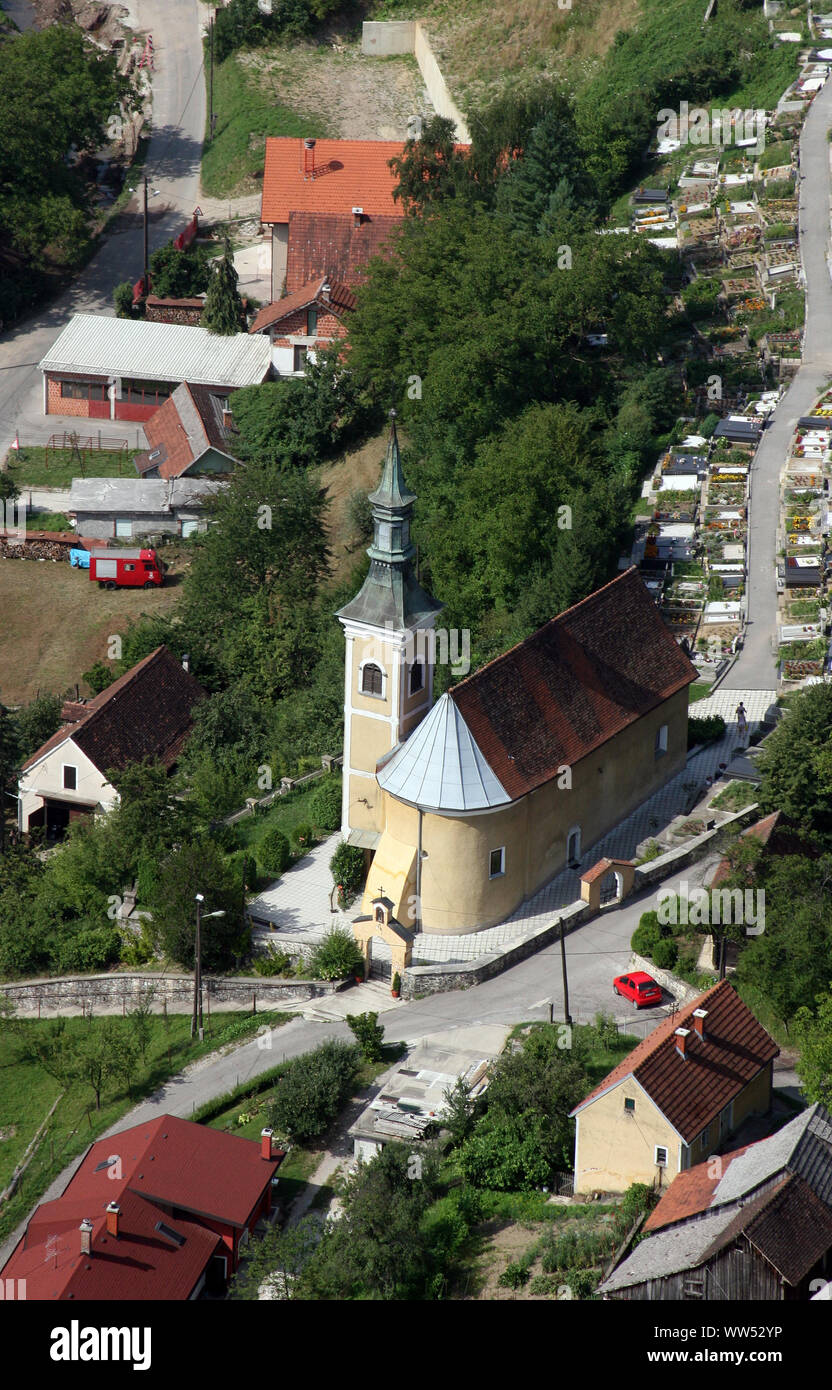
(570, 980), (779, 1195)
(336, 414), (699, 933)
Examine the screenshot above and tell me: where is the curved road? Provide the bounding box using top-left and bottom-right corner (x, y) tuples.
(0, 0), (206, 453)
(724, 78), (832, 689)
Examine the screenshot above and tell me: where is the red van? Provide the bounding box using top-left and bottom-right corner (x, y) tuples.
(89, 548), (165, 589)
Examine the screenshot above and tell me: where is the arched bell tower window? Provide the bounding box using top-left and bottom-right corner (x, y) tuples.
(409, 661), (424, 695)
(361, 662), (384, 697)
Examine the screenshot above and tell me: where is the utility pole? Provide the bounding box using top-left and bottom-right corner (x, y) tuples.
(191, 894), (202, 1040)
(143, 174), (149, 296)
(559, 919), (572, 1025)
(209, 14), (216, 142)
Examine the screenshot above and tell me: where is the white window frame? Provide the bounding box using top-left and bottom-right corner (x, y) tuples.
(488, 846), (505, 879)
(62, 763), (78, 791)
(624, 1096), (636, 1114)
(180, 518), (199, 538)
(655, 724), (668, 758)
(114, 518), (132, 539)
(654, 1145), (669, 1168)
(358, 659), (386, 699)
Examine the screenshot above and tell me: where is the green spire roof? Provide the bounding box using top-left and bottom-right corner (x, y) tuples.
(368, 410), (416, 511)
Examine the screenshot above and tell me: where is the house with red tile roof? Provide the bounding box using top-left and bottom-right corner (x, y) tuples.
(18, 646), (204, 838)
(337, 419), (699, 932)
(598, 1103), (832, 1299)
(260, 137), (408, 300)
(134, 381), (241, 480)
(569, 980), (779, 1195)
(285, 209), (403, 296)
(0, 1115), (283, 1300)
(249, 275), (356, 375)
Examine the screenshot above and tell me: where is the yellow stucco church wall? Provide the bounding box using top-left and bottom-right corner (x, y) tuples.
(366, 685), (690, 934)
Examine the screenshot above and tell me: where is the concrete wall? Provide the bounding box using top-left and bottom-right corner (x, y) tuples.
(73, 512), (207, 540)
(0, 971), (343, 1015)
(361, 21), (471, 143)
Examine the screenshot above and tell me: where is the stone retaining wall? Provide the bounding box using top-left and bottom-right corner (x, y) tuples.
(0, 971), (342, 1014)
(402, 805), (759, 999)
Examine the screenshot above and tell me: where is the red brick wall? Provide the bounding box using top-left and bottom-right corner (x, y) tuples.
(46, 375), (96, 417)
(271, 307), (347, 347)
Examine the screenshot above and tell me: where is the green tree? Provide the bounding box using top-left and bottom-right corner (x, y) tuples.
(258, 828), (291, 876)
(794, 986), (832, 1108)
(202, 237), (246, 334)
(307, 926), (363, 981)
(268, 1039), (359, 1142)
(389, 115), (468, 215)
(82, 658), (116, 694)
(346, 1011), (385, 1062)
(148, 241), (210, 299)
(757, 684), (832, 840)
(148, 839), (247, 970)
(113, 281), (137, 318)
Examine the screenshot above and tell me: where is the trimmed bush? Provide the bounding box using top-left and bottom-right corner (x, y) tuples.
(291, 821), (314, 852)
(329, 841), (366, 905)
(309, 777), (342, 833)
(267, 1039), (360, 1143)
(688, 714), (726, 749)
(258, 828), (291, 876)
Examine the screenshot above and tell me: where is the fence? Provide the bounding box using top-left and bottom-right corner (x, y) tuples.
(224, 754), (343, 826)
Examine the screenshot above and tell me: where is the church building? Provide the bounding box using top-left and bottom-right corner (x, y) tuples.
(337, 415), (697, 936)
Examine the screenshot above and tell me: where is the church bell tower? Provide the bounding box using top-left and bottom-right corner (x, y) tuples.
(336, 411), (442, 843)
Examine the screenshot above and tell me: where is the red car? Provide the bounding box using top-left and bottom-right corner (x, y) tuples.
(613, 972), (663, 1009)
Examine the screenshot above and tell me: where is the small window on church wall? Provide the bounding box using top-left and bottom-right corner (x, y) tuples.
(489, 847), (505, 879)
(655, 724), (668, 758)
(361, 663), (383, 697)
(410, 661), (424, 695)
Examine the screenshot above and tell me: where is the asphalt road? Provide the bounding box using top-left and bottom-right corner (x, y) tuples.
(724, 79), (832, 690)
(0, 0), (206, 454)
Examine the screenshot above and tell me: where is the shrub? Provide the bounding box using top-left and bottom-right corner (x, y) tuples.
(114, 281), (136, 319)
(701, 412), (720, 438)
(308, 926), (363, 981)
(291, 821), (314, 852)
(651, 937), (678, 970)
(267, 1039), (360, 1142)
(253, 948), (293, 977)
(346, 1010), (385, 1061)
(309, 777), (342, 833)
(631, 919), (662, 957)
(498, 1262), (530, 1289)
(688, 714), (726, 749)
(329, 841), (366, 905)
(258, 828), (291, 876)
(392, 971), (401, 994)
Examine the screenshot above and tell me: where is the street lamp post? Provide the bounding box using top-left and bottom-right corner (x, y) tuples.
(192, 894), (226, 1041)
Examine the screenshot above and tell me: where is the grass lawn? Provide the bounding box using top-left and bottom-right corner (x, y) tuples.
(202, 50), (329, 199)
(28, 512), (72, 533)
(0, 1009), (291, 1244)
(0, 555), (184, 703)
(709, 780), (758, 813)
(689, 682), (712, 703)
(7, 446), (133, 489)
(232, 776), (341, 876)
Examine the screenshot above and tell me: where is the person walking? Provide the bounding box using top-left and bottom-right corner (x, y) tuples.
(736, 700), (748, 743)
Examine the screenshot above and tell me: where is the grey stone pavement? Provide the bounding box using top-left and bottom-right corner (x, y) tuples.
(723, 75), (832, 690)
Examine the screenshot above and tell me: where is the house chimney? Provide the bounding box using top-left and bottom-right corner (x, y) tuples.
(303, 137), (316, 176)
(261, 1127), (274, 1160)
(80, 1218), (94, 1255)
(675, 1027), (690, 1057)
(692, 1008), (708, 1039)
(181, 654), (190, 674)
(321, 280), (331, 300)
(352, 206), (364, 229)
(106, 1202), (121, 1239)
